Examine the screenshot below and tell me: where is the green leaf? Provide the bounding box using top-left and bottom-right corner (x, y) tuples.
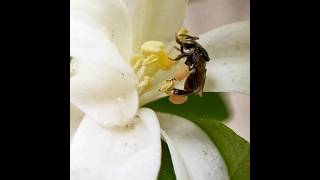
(145, 92), (230, 122)
(194, 120), (250, 180)
(158, 140), (176, 180)
(157, 120), (250, 180)
(148, 92), (249, 179)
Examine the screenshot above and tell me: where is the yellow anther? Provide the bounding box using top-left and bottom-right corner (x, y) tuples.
(141, 41), (173, 71)
(157, 51), (173, 70)
(141, 54), (159, 76)
(159, 79), (175, 95)
(142, 54), (158, 66)
(141, 41), (165, 55)
(131, 40), (177, 94)
(139, 76), (153, 94)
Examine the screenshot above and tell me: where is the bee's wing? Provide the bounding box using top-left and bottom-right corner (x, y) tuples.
(184, 73), (195, 92)
(198, 68), (206, 97)
(194, 59), (206, 97)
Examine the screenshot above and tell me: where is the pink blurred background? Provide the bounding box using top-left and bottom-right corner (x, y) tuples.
(183, 0), (250, 141)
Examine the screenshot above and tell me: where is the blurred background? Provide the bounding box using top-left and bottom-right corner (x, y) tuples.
(183, 0), (250, 141)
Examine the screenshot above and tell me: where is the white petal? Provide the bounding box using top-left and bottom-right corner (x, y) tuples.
(158, 112), (229, 180)
(70, 103), (84, 141)
(123, 0), (188, 53)
(161, 129), (191, 180)
(71, 1), (138, 127)
(70, 55), (139, 126)
(71, 108), (161, 180)
(199, 21), (250, 95)
(71, 0), (132, 60)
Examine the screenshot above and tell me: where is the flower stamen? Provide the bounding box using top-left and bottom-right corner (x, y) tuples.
(159, 79), (175, 95)
(138, 76), (153, 95)
(131, 28), (199, 104)
(131, 41), (175, 95)
(130, 55), (143, 72)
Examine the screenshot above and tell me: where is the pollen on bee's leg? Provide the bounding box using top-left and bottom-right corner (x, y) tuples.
(174, 64), (189, 81)
(169, 94), (188, 104)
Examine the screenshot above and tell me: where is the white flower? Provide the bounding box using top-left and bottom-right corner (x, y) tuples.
(70, 0), (250, 179)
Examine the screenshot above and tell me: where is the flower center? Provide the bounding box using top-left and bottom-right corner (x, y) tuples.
(130, 28), (195, 105)
(130, 41), (175, 95)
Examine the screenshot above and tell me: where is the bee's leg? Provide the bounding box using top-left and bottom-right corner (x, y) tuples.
(169, 88), (191, 104)
(172, 88), (193, 95)
(169, 53), (188, 61)
(174, 45), (189, 55)
(180, 44), (184, 54)
(169, 51), (193, 61)
(176, 33), (183, 45)
(174, 46), (185, 53)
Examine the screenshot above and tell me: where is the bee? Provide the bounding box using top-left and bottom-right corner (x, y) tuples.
(170, 33), (210, 97)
